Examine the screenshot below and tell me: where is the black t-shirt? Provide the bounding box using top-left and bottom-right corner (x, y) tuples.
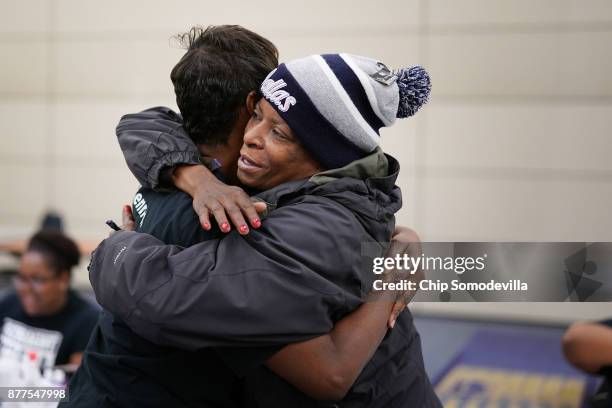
(65, 186), (279, 408)
(132, 187), (218, 247)
(0, 290), (99, 367)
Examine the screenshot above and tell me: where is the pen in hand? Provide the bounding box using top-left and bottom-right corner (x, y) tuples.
(105, 220), (121, 231)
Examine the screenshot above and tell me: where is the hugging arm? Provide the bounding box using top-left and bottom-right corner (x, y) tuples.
(266, 299), (393, 401)
(89, 230), (337, 349)
(116, 107), (264, 231)
(263, 233), (420, 401)
(89, 199), (364, 350)
(116, 107), (201, 190)
(115, 205), (419, 401)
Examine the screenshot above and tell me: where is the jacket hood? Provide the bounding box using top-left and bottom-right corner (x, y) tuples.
(254, 148), (402, 243)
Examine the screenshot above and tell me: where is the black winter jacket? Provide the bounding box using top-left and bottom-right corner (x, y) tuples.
(91, 148), (400, 349)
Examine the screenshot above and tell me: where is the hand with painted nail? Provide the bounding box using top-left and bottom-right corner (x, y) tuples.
(121, 204), (136, 231)
(385, 226), (423, 329)
(192, 181), (266, 235)
(173, 164), (266, 235)
(107, 204), (136, 238)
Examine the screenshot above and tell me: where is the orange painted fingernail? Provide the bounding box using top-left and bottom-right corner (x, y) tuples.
(252, 218), (261, 228)
(221, 222), (230, 232)
(202, 222), (211, 230)
(239, 225), (249, 234)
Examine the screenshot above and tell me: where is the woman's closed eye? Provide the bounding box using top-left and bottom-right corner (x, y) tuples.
(272, 128), (291, 141)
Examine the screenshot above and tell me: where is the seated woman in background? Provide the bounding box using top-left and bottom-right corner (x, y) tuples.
(0, 230), (99, 369)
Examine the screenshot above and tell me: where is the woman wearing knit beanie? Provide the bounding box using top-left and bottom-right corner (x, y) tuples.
(89, 53), (440, 408)
(237, 53), (430, 188)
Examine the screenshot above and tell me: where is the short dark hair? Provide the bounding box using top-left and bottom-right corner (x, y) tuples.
(27, 230), (80, 277)
(170, 25), (278, 146)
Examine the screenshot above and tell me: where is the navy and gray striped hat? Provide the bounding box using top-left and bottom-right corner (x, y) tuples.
(259, 53), (431, 169)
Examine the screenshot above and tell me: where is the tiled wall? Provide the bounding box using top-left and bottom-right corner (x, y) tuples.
(1, 1), (611, 319)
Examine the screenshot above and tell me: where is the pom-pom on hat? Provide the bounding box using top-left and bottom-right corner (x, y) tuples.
(259, 53), (431, 169)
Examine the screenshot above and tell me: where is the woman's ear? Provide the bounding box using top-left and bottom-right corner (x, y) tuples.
(58, 270), (70, 289)
(246, 91), (258, 116)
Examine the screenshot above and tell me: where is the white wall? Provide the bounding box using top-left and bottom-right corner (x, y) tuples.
(1, 0), (611, 321)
